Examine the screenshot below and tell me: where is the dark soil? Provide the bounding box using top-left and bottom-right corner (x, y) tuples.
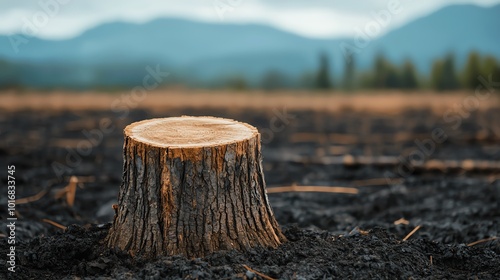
(1, 106), (499, 279)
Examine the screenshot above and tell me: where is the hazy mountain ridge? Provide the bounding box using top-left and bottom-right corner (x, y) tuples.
(0, 4), (498, 88)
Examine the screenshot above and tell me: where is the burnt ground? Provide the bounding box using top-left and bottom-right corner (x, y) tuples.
(0, 105), (499, 279)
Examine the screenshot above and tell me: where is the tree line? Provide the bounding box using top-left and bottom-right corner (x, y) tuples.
(1, 51), (498, 91)
(254, 51), (500, 91)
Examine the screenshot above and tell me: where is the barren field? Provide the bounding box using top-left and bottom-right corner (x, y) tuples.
(1, 89), (497, 113)
(0, 91), (499, 279)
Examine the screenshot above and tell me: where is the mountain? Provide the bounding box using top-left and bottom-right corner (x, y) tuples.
(0, 18), (343, 87)
(0, 4), (498, 88)
(365, 4), (500, 70)
(0, 18), (338, 65)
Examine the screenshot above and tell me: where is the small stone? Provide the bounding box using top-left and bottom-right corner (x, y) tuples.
(246, 270), (256, 279)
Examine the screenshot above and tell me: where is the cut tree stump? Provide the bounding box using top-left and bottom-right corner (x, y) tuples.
(106, 116), (286, 258)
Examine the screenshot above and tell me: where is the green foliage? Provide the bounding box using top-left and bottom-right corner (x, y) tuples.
(0, 59), (21, 89)
(372, 53), (401, 89)
(461, 53), (500, 91)
(481, 55), (500, 85)
(225, 76), (248, 90)
(261, 70), (289, 90)
(372, 54), (388, 88)
(400, 59), (419, 89)
(430, 60), (444, 90)
(431, 54), (460, 91)
(342, 55), (355, 90)
(0, 51), (498, 92)
(315, 53), (332, 89)
(297, 72), (315, 89)
(358, 72), (374, 89)
(442, 54), (460, 90)
(462, 51), (481, 89)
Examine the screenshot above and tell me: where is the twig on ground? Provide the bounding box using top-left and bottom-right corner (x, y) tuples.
(17, 189), (49, 204)
(267, 185), (359, 194)
(66, 176), (78, 207)
(55, 176), (79, 207)
(394, 218), (410, 225)
(402, 225), (421, 241)
(242, 264), (276, 280)
(42, 219), (67, 230)
(467, 237), (497, 247)
(73, 175), (95, 183)
(349, 227), (369, 236)
(16, 178), (59, 204)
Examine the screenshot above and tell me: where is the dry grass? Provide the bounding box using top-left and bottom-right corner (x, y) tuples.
(242, 264), (276, 280)
(16, 189), (49, 204)
(1, 89), (497, 113)
(467, 237), (498, 247)
(394, 218), (410, 225)
(267, 185), (359, 194)
(403, 225), (422, 241)
(42, 219), (67, 230)
(54, 176), (79, 207)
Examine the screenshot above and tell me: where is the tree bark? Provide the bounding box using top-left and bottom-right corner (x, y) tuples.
(106, 116), (286, 258)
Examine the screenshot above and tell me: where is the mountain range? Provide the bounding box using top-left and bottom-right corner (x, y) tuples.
(0, 3), (499, 88)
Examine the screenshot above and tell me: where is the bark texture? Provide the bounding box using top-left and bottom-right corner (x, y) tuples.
(106, 117), (286, 258)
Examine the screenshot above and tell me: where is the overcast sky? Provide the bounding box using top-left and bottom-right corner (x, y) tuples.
(1, 0), (499, 39)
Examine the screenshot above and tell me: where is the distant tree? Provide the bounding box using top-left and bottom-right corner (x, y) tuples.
(0, 60), (9, 85)
(315, 52), (332, 89)
(462, 51), (481, 89)
(441, 54), (460, 90)
(358, 72), (374, 89)
(400, 59), (419, 89)
(431, 54), (459, 91)
(298, 72), (315, 89)
(430, 60), (443, 91)
(0, 59), (20, 89)
(385, 67), (400, 89)
(226, 76), (248, 90)
(261, 70), (288, 90)
(372, 53), (400, 89)
(372, 53), (388, 88)
(342, 54), (355, 90)
(481, 55), (500, 86)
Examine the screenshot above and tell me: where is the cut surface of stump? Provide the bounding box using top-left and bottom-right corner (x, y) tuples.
(106, 116), (286, 258)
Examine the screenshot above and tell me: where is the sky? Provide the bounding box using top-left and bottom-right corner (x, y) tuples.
(0, 0), (499, 39)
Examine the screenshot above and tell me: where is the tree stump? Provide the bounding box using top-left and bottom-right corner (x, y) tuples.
(106, 116), (286, 258)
